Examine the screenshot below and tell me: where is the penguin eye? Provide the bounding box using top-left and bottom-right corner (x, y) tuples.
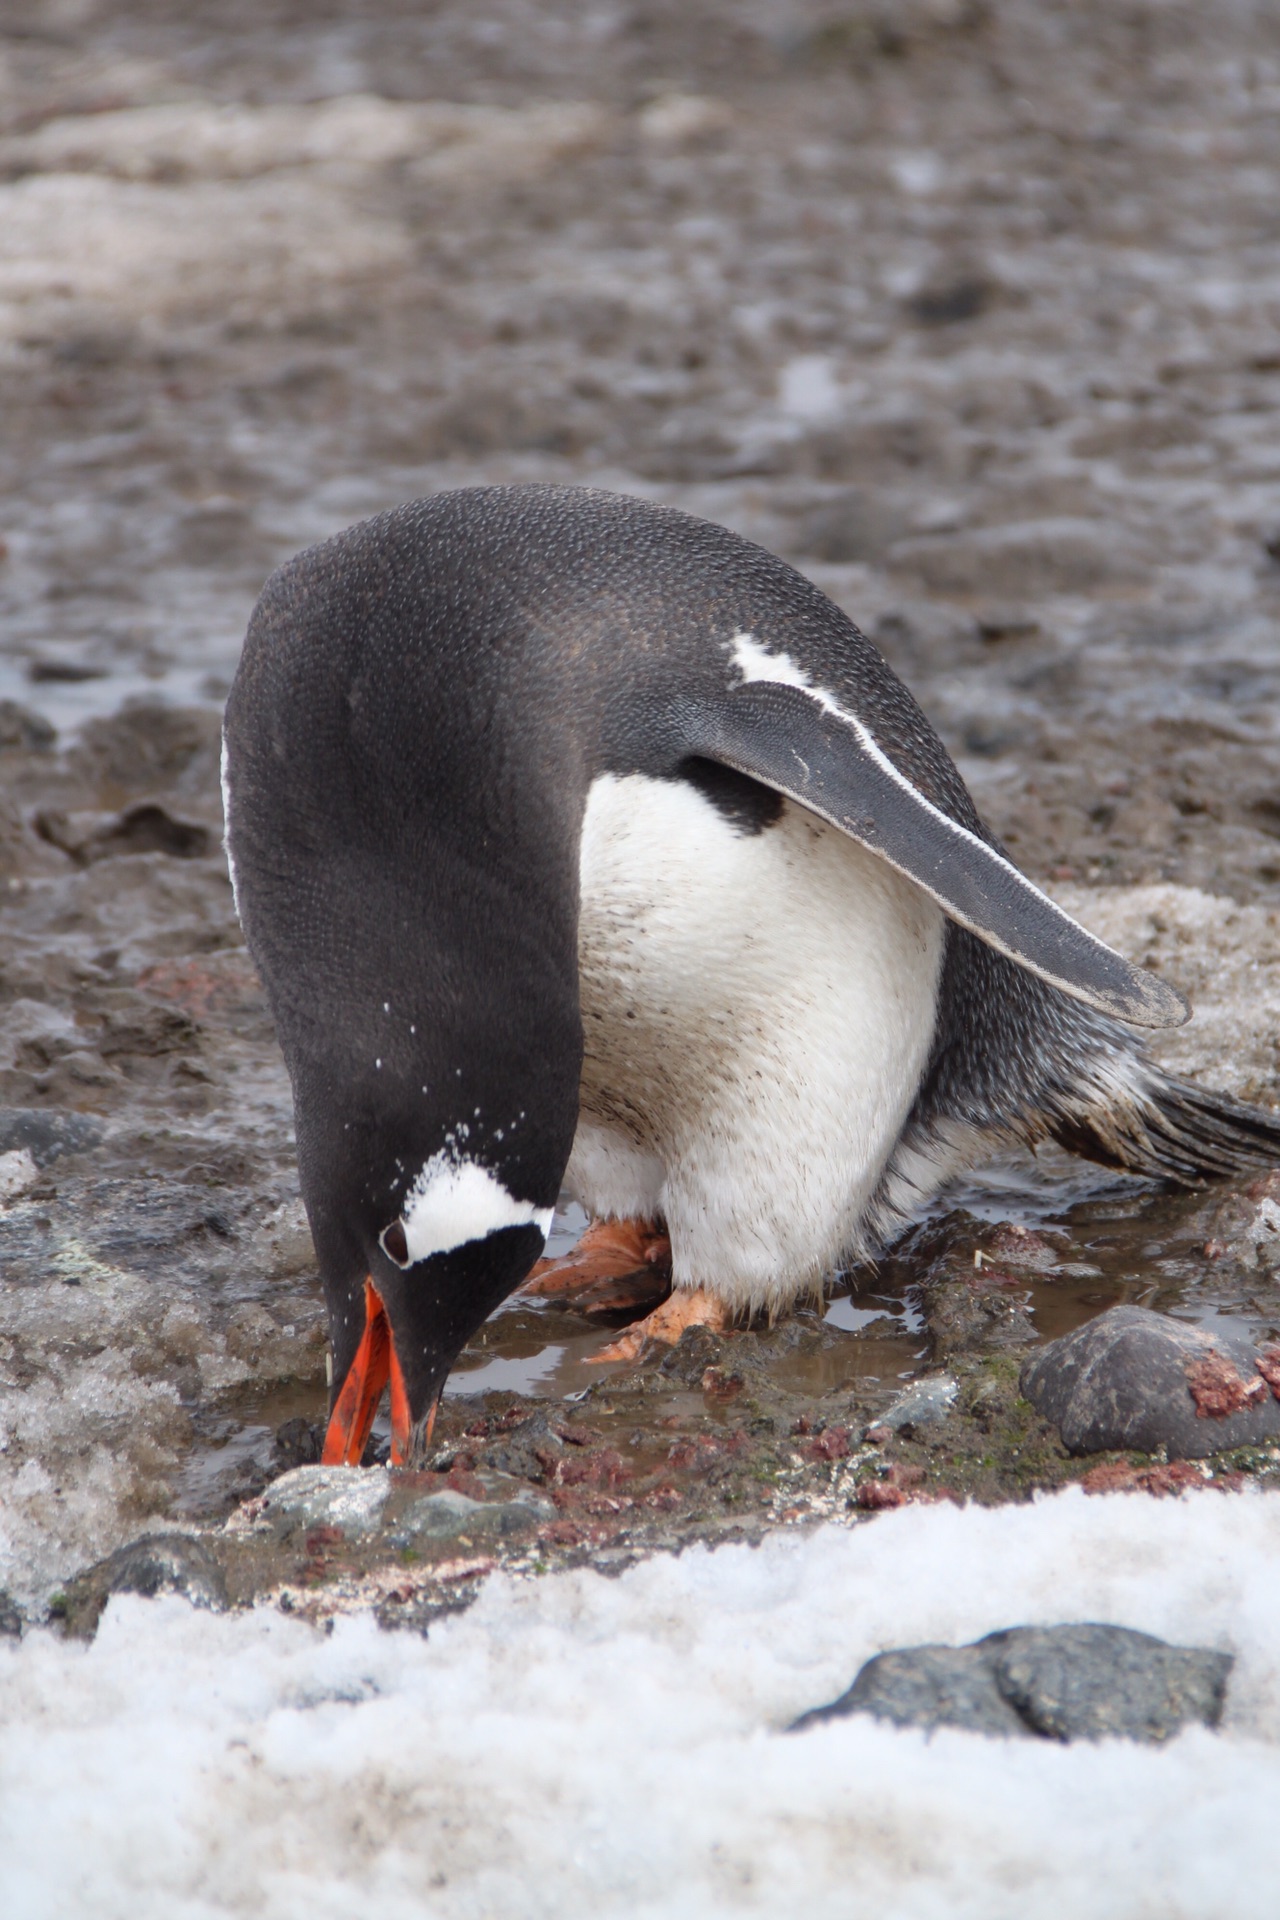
(380, 1220), (411, 1268)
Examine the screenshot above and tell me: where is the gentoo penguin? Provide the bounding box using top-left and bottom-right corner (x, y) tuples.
(222, 484), (1280, 1465)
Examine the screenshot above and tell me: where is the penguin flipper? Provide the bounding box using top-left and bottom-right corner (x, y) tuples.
(683, 681), (1188, 1030)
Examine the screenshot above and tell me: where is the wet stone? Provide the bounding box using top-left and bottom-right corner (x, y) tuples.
(0, 1107), (104, 1167)
(1203, 1172), (1280, 1274)
(252, 1465), (391, 1540)
(923, 1263), (1036, 1360)
(272, 1416), (323, 1471)
(793, 1624), (1232, 1744)
(1020, 1305), (1280, 1458)
(387, 1485), (553, 1550)
(60, 1532), (230, 1636)
(476, 1410), (565, 1480)
(878, 1374), (958, 1436)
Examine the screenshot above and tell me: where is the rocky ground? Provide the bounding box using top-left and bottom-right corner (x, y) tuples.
(3, 0), (1280, 1629)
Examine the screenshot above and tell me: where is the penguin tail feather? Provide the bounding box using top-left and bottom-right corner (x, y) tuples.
(1049, 1066), (1280, 1187)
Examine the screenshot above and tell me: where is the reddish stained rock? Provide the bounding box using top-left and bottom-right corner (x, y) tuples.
(434, 1556), (498, 1582)
(863, 1424), (892, 1446)
(444, 1466), (487, 1498)
(537, 1519), (594, 1549)
(645, 1483), (682, 1511)
(855, 1464), (925, 1509)
(1185, 1351), (1267, 1419)
(1022, 1307), (1280, 1458)
(580, 1492), (634, 1517)
(1078, 1460), (1243, 1497)
(554, 1447), (630, 1490)
(1255, 1347), (1280, 1400)
(985, 1224), (1062, 1271)
(856, 1480), (906, 1510)
(969, 1266), (1025, 1293)
(806, 1426), (852, 1462)
(701, 1366), (743, 1401)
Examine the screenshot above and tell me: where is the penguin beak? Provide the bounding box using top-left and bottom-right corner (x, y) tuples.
(319, 1222), (549, 1466)
(320, 1276), (438, 1467)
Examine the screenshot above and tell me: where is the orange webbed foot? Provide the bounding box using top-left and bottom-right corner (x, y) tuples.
(590, 1286), (733, 1363)
(520, 1216), (672, 1318)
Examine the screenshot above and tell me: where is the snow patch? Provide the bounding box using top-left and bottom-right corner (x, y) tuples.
(1, 1492), (1277, 1917)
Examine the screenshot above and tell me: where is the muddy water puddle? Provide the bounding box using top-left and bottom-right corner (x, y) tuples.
(168, 1152), (1280, 1527)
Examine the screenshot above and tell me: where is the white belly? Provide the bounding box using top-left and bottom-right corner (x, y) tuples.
(563, 771), (946, 1312)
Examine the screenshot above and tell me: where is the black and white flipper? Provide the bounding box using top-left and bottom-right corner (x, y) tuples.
(682, 632), (1187, 1030)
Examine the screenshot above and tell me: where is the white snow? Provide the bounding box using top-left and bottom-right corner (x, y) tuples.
(1, 1489), (1277, 1919)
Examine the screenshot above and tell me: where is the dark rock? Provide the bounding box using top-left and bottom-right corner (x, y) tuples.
(60, 1533), (229, 1635)
(274, 1416), (323, 1470)
(0, 1589), (23, 1638)
(27, 657), (106, 684)
(479, 1410), (566, 1480)
(387, 1485), (552, 1550)
(976, 608), (1041, 643)
(0, 699), (56, 751)
(795, 1642), (1025, 1737)
(923, 1266), (1036, 1359)
(792, 1623), (1232, 1743)
(1020, 1305), (1280, 1457)
(907, 274), (992, 326)
(103, 1534), (229, 1608)
(71, 703), (222, 799)
(34, 802), (212, 863)
(991, 1624), (1231, 1743)
(0, 1107), (104, 1167)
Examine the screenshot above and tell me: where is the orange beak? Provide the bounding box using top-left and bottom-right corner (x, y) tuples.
(321, 1275), (417, 1466)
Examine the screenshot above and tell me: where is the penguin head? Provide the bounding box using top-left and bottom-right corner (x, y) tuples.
(286, 963), (581, 1468)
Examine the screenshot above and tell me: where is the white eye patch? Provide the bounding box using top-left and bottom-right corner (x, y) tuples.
(385, 1150), (553, 1266)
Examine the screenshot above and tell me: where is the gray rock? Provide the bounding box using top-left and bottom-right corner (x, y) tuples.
(794, 1642), (1026, 1738)
(100, 1533), (228, 1611)
(879, 1374), (957, 1435)
(1019, 1305), (1280, 1458)
(0, 699), (55, 750)
(478, 1411), (565, 1480)
(792, 1623), (1232, 1743)
(255, 1464), (391, 1539)
(0, 1107), (104, 1167)
(0, 1589), (23, 1638)
(388, 1485), (553, 1550)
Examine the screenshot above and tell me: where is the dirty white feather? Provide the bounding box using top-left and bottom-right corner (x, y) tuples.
(565, 770), (945, 1312)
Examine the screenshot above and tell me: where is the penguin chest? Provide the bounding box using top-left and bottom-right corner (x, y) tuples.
(566, 771), (946, 1309)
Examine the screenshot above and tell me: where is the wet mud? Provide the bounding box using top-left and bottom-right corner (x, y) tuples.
(3, 0), (1280, 1624)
